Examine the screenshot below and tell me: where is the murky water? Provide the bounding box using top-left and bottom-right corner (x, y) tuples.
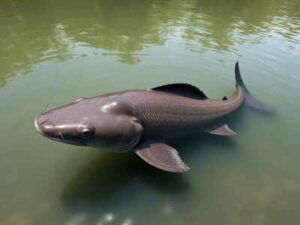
(0, 0), (299, 224)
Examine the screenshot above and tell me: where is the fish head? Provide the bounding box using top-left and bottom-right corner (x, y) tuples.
(35, 97), (143, 151)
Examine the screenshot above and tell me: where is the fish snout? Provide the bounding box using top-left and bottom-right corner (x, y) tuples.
(35, 116), (93, 146)
(35, 117), (60, 137)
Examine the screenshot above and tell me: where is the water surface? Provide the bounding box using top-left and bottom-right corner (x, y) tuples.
(0, 0), (299, 225)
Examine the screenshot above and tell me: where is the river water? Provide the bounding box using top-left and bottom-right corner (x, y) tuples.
(0, 0), (299, 224)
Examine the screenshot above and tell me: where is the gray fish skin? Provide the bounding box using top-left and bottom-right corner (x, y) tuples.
(35, 62), (270, 173)
(35, 87), (243, 147)
(104, 87), (244, 140)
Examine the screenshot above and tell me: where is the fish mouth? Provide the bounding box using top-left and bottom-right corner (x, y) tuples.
(34, 117), (42, 134)
(34, 118), (87, 146)
(45, 135), (87, 146)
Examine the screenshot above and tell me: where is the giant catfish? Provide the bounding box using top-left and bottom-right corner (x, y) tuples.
(35, 62), (272, 173)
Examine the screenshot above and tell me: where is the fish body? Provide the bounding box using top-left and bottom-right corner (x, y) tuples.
(35, 62), (271, 173)
(93, 87), (243, 140)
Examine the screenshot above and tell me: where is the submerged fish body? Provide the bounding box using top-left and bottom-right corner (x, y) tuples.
(35, 62), (270, 173)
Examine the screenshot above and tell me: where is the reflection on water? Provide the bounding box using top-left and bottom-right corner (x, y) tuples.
(0, 0), (299, 86)
(0, 0), (300, 225)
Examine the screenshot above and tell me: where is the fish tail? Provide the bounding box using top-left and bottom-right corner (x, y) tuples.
(235, 62), (274, 112)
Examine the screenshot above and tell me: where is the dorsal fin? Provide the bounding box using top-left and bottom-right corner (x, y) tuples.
(152, 83), (208, 100)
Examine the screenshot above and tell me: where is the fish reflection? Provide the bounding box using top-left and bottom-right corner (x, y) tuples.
(62, 151), (189, 212)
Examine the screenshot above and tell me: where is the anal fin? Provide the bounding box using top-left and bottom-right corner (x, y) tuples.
(205, 124), (236, 136)
(135, 142), (190, 173)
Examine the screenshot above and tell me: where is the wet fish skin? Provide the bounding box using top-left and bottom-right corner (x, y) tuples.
(35, 62), (270, 173)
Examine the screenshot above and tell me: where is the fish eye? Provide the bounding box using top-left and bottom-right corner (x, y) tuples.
(80, 128), (94, 139)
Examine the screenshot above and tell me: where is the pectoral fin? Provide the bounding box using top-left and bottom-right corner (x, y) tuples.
(135, 142), (190, 173)
(205, 124), (236, 136)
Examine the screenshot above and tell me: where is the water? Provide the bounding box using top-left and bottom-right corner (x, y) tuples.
(0, 0), (299, 224)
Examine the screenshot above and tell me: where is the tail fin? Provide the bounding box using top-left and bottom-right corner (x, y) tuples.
(235, 62), (274, 112)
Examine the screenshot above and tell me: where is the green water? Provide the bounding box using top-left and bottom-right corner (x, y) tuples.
(0, 0), (299, 224)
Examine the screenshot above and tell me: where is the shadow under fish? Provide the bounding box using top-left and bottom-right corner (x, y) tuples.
(61, 151), (190, 213)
